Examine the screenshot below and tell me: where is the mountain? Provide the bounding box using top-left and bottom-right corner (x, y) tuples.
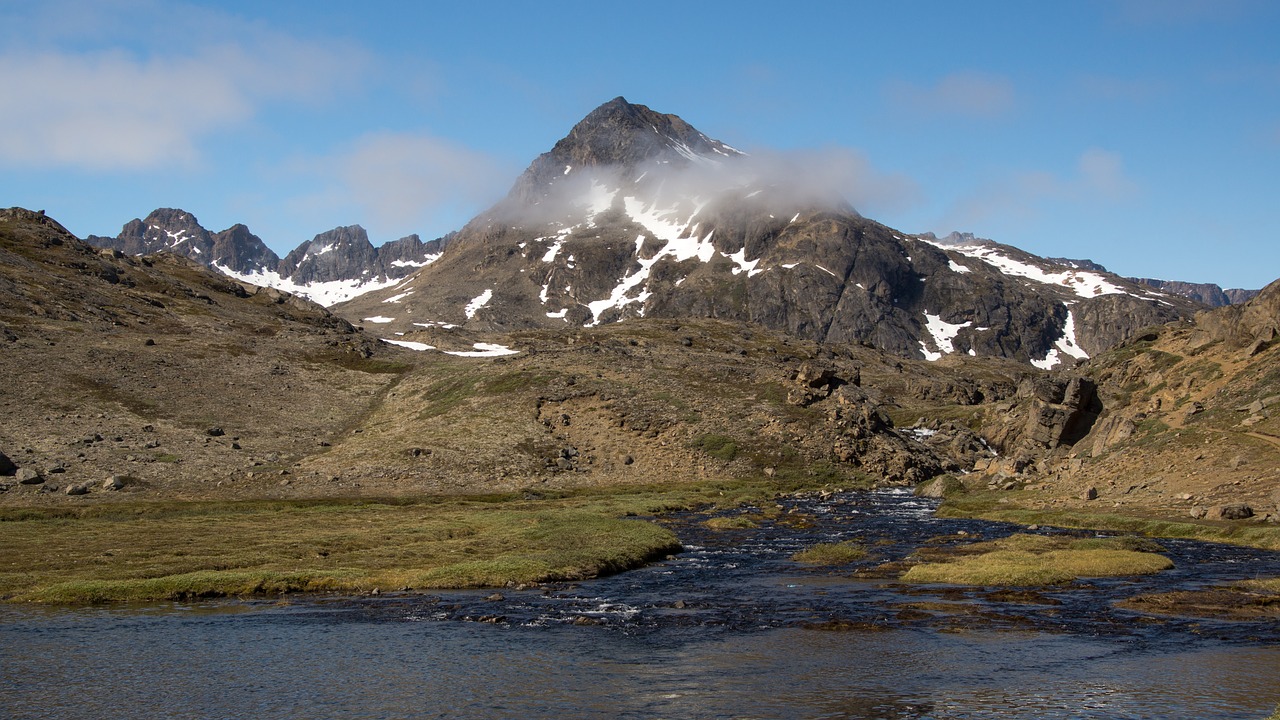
(87, 208), (279, 276)
(1128, 277), (1260, 308)
(338, 97), (1198, 366)
(87, 209), (446, 306)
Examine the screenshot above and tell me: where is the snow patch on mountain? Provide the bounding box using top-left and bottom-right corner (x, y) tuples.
(920, 313), (972, 362)
(214, 265), (402, 307)
(383, 339), (435, 351)
(922, 238), (1128, 298)
(727, 247), (762, 277)
(1032, 307), (1090, 369)
(445, 342), (520, 357)
(390, 253), (441, 269)
(465, 289), (493, 319)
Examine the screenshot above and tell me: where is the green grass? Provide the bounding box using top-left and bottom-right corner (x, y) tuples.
(937, 493), (1280, 551)
(693, 433), (739, 462)
(901, 533), (1173, 586)
(791, 540), (867, 565)
(704, 515), (760, 530)
(0, 476), (839, 605)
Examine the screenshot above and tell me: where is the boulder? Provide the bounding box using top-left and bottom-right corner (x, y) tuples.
(794, 361), (839, 389)
(1208, 504), (1254, 521)
(1023, 377), (1101, 450)
(16, 467), (42, 484)
(103, 475), (126, 491)
(65, 483), (89, 496)
(0, 451), (15, 476)
(914, 475), (966, 499)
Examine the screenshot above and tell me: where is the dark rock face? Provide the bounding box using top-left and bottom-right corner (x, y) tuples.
(376, 233), (448, 278)
(1046, 257), (1110, 273)
(212, 224), (280, 275)
(88, 209), (280, 275)
(279, 225), (381, 285)
(276, 227), (447, 285)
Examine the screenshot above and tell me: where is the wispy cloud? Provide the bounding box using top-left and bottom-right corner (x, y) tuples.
(885, 72), (1016, 120)
(291, 132), (515, 240)
(939, 148), (1139, 232)
(0, 1), (368, 171)
(1075, 148), (1139, 201)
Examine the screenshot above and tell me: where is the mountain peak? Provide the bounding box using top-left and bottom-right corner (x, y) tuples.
(503, 97), (741, 206)
(562, 96), (741, 168)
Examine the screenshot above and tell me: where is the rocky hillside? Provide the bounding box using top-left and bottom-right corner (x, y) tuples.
(338, 97), (1198, 366)
(88, 209), (447, 306)
(0, 207), (403, 500)
(964, 278), (1280, 520)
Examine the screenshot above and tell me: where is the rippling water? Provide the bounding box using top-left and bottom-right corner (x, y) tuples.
(3, 489), (1279, 719)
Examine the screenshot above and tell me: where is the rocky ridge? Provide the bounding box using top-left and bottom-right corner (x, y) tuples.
(88, 209), (447, 306)
(1129, 277), (1259, 308)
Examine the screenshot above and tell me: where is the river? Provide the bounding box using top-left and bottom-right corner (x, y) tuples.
(3, 489), (1279, 719)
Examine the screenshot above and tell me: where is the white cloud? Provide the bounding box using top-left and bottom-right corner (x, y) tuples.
(725, 147), (922, 216)
(284, 132), (513, 240)
(886, 72), (1016, 119)
(340, 133), (514, 231)
(0, 2), (367, 171)
(939, 148), (1139, 230)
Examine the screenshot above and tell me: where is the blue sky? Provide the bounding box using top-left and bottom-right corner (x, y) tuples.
(2, 0), (1278, 289)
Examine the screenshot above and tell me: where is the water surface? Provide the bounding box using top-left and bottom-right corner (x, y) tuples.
(4, 489), (1279, 719)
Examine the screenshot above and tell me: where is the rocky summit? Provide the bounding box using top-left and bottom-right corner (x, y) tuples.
(339, 97), (1198, 367)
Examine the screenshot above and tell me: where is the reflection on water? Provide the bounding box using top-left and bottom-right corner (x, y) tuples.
(3, 489), (1279, 719)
